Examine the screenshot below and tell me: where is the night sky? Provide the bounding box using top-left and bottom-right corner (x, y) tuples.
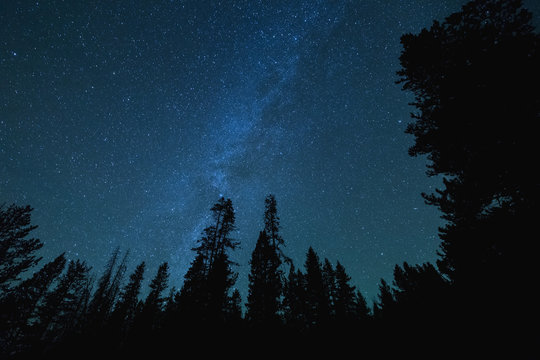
(3, 1), (538, 303)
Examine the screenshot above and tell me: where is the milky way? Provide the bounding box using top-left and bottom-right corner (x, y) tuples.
(4, 1), (537, 302)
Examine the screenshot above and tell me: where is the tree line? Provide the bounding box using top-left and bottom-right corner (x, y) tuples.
(1, 0), (538, 357)
(0, 196), (375, 357)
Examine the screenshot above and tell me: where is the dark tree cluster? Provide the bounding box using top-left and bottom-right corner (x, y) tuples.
(0, 196), (370, 358)
(396, 0), (539, 355)
(1, 0), (538, 357)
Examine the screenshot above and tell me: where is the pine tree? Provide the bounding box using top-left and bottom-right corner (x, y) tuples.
(333, 261), (356, 324)
(263, 195), (291, 267)
(87, 248), (128, 331)
(282, 264), (307, 330)
(0, 253), (66, 353)
(304, 247), (330, 328)
(177, 253), (207, 319)
(16, 254), (67, 323)
(110, 261), (145, 337)
(354, 290), (371, 321)
(179, 197), (239, 323)
(374, 278), (395, 321)
(141, 262), (169, 330)
(246, 231), (282, 326)
(206, 251), (237, 323)
(226, 289), (243, 325)
(192, 197), (238, 274)
(321, 258), (336, 319)
(36, 259), (91, 342)
(0, 204), (43, 294)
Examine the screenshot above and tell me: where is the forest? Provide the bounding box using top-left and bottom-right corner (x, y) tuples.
(1, 0), (538, 358)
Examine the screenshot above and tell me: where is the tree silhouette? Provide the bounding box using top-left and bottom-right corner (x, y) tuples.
(0, 253), (66, 354)
(353, 290), (370, 322)
(177, 197), (239, 325)
(282, 264), (307, 331)
(0, 204), (43, 294)
(392, 262), (447, 310)
(373, 278), (394, 321)
(263, 195), (290, 264)
(109, 261), (145, 341)
(145, 263), (169, 313)
(321, 258), (336, 320)
(333, 261), (357, 325)
(176, 253), (206, 321)
(397, 0), (539, 352)
(399, 0), (538, 283)
(246, 231), (282, 326)
(136, 262), (169, 333)
(36, 259), (92, 343)
(226, 289), (243, 325)
(87, 248), (128, 333)
(206, 251), (237, 323)
(192, 197), (238, 273)
(303, 247), (330, 329)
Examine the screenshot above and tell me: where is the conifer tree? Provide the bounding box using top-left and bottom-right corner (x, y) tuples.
(354, 290), (371, 321)
(321, 258), (336, 319)
(333, 261), (356, 323)
(141, 262), (169, 330)
(36, 259), (91, 342)
(177, 253), (207, 318)
(179, 198), (239, 323)
(263, 195), (291, 269)
(15, 253), (67, 324)
(192, 197), (238, 274)
(0, 204), (43, 294)
(282, 264), (307, 330)
(226, 289), (243, 325)
(127, 262), (170, 349)
(304, 247), (330, 328)
(0, 253), (66, 353)
(246, 231), (282, 325)
(374, 278), (395, 321)
(206, 251), (237, 323)
(110, 261), (145, 337)
(87, 248), (128, 330)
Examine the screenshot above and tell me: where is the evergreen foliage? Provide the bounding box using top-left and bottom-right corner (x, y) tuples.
(396, 0), (539, 353)
(0, 204), (43, 293)
(176, 197), (239, 325)
(109, 261), (145, 337)
(246, 231), (282, 325)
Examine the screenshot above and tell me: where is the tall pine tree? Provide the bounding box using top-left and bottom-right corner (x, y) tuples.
(0, 253), (66, 354)
(263, 195), (290, 265)
(246, 231), (282, 326)
(87, 248), (128, 332)
(282, 264), (307, 331)
(303, 247), (330, 328)
(140, 262), (169, 331)
(36, 259), (91, 343)
(178, 197), (239, 324)
(109, 261), (146, 339)
(333, 261), (356, 324)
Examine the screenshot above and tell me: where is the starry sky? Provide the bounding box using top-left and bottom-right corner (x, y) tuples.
(3, 0), (538, 302)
